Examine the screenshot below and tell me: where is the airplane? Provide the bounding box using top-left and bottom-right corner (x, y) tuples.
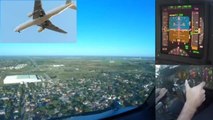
(14, 0), (76, 34)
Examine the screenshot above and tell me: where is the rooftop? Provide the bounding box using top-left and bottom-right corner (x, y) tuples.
(4, 75), (41, 84)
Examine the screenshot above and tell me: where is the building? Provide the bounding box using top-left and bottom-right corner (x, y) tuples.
(3, 75), (41, 84)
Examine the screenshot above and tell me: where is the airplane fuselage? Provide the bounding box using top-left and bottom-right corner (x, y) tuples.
(15, 3), (73, 32)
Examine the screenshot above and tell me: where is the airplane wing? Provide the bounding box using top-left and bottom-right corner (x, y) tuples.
(39, 20), (67, 34)
(33, 0), (67, 34)
(33, 0), (46, 19)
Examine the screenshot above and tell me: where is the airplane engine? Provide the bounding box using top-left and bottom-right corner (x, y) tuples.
(38, 27), (45, 32)
(70, 4), (77, 10)
(28, 13), (33, 18)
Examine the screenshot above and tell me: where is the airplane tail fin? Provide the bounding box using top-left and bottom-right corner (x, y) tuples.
(66, 0), (77, 10)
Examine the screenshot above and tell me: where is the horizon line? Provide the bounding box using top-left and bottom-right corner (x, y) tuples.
(0, 55), (155, 58)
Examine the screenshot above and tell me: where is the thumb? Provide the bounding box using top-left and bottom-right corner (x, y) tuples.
(198, 82), (206, 89)
(185, 80), (190, 90)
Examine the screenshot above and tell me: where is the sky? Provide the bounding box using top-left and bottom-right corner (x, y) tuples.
(0, 0), (155, 57)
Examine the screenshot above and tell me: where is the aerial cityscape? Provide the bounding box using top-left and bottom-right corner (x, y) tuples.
(0, 56), (155, 119)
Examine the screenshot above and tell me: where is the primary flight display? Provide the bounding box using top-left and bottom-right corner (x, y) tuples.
(161, 5), (204, 58)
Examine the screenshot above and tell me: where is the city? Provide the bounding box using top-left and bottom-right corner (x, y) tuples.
(0, 56), (155, 119)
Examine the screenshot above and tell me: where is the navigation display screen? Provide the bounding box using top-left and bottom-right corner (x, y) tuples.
(161, 5), (204, 58)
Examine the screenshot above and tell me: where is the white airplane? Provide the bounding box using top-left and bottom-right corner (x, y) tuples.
(14, 0), (76, 34)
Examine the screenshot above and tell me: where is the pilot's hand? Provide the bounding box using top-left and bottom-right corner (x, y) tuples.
(158, 88), (168, 99)
(177, 80), (206, 120)
(185, 80), (206, 111)
(155, 88), (168, 103)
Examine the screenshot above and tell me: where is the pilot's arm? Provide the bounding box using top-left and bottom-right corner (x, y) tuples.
(177, 80), (206, 120)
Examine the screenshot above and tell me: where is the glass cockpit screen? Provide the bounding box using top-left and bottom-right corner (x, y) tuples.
(161, 5), (204, 58)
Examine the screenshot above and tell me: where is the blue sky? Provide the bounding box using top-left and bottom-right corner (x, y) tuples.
(0, 0), (155, 57)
